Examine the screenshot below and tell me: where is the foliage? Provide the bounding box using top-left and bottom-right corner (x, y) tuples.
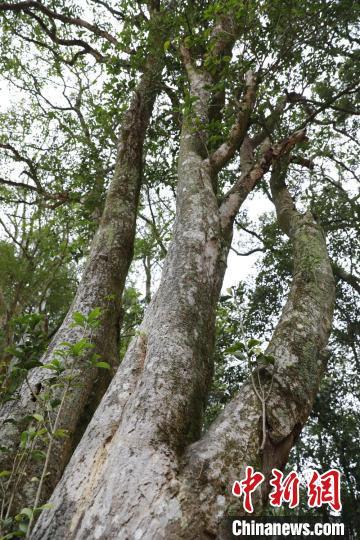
(0, 0), (358, 533)
(0, 307), (109, 538)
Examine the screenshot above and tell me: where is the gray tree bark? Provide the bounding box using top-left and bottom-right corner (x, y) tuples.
(0, 12), (166, 514)
(31, 22), (333, 540)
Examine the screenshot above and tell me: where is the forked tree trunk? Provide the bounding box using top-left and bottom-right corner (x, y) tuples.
(34, 163), (334, 540)
(0, 19), (165, 512)
(32, 50), (334, 540)
(172, 163), (335, 538)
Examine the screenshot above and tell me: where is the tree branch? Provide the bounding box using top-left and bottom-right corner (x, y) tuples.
(0, 143), (42, 189)
(231, 245), (264, 256)
(332, 263), (360, 295)
(0, 176), (41, 194)
(251, 95), (288, 147)
(219, 129), (307, 235)
(208, 70), (257, 173)
(296, 84), (359, 130)
(89, 0), (128, 22)
(21, 9), (106, 63)
(178, 166), (335, 533)
(11, 28), (90, 65)
(0, 1), (119, 45)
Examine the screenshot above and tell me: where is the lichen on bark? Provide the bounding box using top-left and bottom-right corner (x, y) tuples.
(28, 13), (336, 540)
(0, 17), (166, 515)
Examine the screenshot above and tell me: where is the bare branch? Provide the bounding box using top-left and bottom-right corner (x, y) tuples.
(231, 245), (264, 256)
(219, 129), (307, 234)
(22, 10), (107, 63)
(296, 84), (360, 130)
(0, 176), (41, 194)
(0, 143), (42, 189)
(208, 70), (257, 173)
(11, 28), (89, 65)
(325, 154), (360, 183)
(251, 95), (288, 147)
(0, 1), (119, 45)
(89, 0), (127, 21)
(138, 212), (167, 258)
(332, 263), (360, 295)
(290, 154), (314, 169)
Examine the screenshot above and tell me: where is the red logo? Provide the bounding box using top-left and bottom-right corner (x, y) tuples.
(231, 466), (265, 513)
(307, 469), (342, 512)
(269, 468), (300, 509)
(231, 468), (341, 513)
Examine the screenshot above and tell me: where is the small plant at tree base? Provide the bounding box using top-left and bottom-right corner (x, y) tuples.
(0, 307), (110, 538)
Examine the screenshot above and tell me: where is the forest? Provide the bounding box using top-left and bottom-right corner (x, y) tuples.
(0, 0), (359, 538)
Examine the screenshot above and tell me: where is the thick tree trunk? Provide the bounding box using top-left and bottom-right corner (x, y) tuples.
(0, 22), (165, 514)
(173, 164), (335, 538)
(32, 158), (334, 540)
(31, 44), (321, 540)
(0, 287), (8, 360)
(32, 104), (229, 540)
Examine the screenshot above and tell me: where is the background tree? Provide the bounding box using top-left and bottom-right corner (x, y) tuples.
(0, 0), (175, 519)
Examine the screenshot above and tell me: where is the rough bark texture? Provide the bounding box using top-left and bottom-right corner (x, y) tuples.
(30, 23), (326, 540)
(172, 164), (335, 538)
(32, 83), (229, 540)
(0, 23), (165, 512)
(32, 142), (334, 540)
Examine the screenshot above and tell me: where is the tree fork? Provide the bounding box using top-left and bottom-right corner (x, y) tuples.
(31, 156), (335, 540)
(174, 164), (335, 538)
(31, 42), (312, 540)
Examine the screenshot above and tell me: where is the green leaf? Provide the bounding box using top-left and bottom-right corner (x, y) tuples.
(32, 413), (44, 422)
(53, 428), (69, 439)
(72, 311), (86, 326)
(20, 431), (28, 448)
(87, 307), (101, 323)
(35, 428), (48, 437)
(247, 338), (261, 349)
(31, 449), (46, 461)
(95, 361), (111, 370)
(41, 359), (64, 373)
(225, 343), (246, 354)
(50, 398), (62, 409)
(19, 507), (33, 520)
(70, 338), (93, 357)
(41, 364), (54, 370)
(90, 353), (101, 364)
(164, 39), (171, 51)
(35, 503), (53, 511)
(0, 470), (11, 478)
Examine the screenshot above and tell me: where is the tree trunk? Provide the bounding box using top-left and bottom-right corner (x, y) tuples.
(0, 19), (165, 513)
(0, 286), (8, 361)
(31, 43), (331, 540)
(172, 163), (335, 538)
